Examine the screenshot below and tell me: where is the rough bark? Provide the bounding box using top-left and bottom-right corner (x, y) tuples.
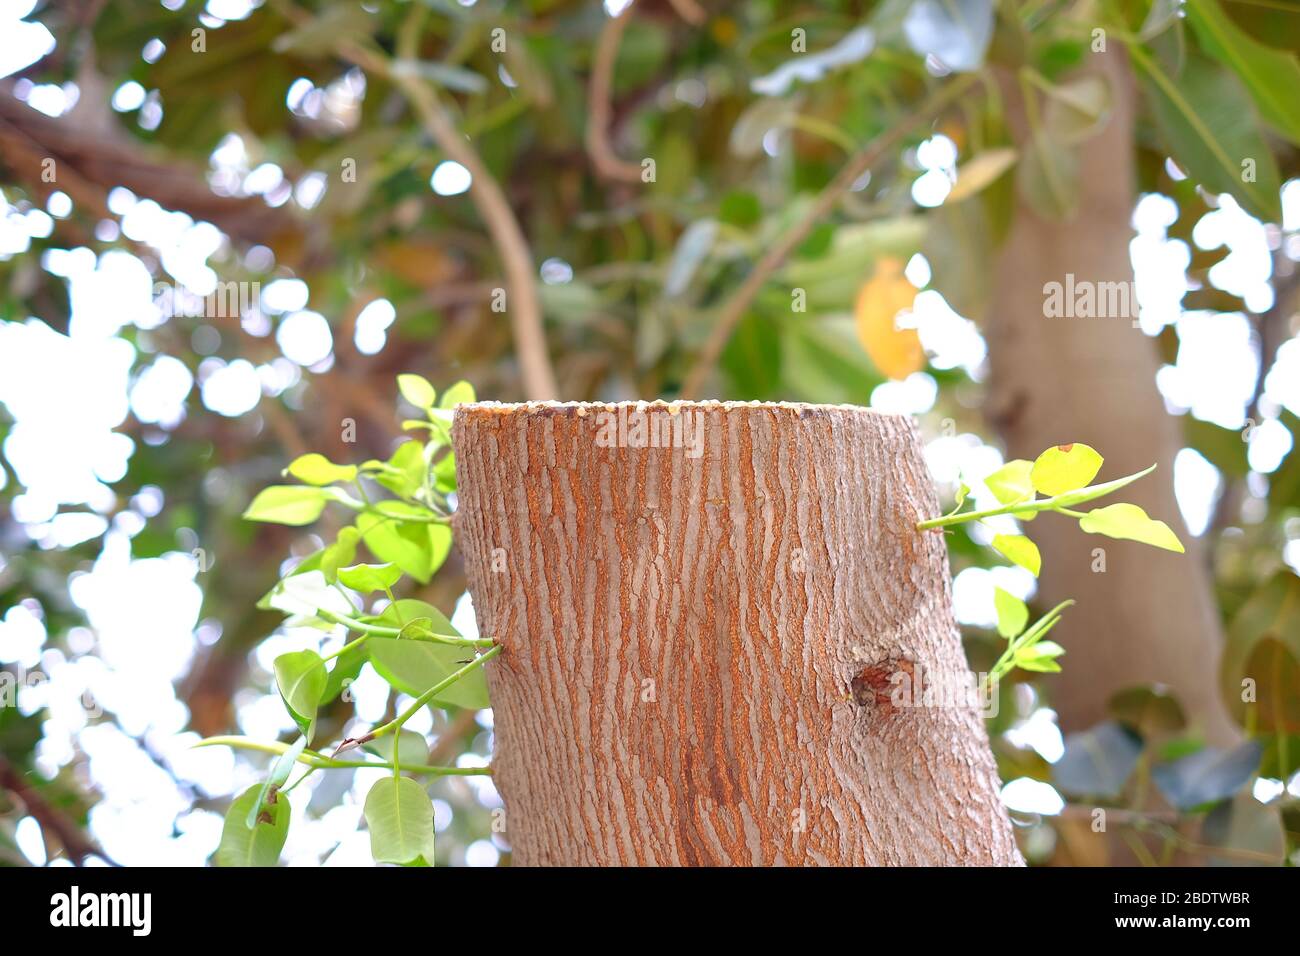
(453, 401), (1021, 866)
(987, 51), (1236, 744)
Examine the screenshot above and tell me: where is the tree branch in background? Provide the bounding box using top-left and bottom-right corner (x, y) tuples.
(679, 75), (979, 400)
(0, 90), (304, 255)
(665, 0), (707, 26)
(0, 755), (112, 865)
(586, 0), (645, 184)
(318, 23), (558, 402)
(390, 71), (559, 400)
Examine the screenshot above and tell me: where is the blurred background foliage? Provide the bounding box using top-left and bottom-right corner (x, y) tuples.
(1, 0), (1299, 866)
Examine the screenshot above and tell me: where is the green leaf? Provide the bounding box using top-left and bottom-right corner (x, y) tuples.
(1078, 503), (1185, 553)
(284, 453), (358, 486)
(364, 777), (436, 865)
(246, 735), (306, 829)
(1014, 640), (1065, 672)
(363, 729), (429, 768)
(993, 587), (1028, 639)
(218, 786), (290, 867)
(433, 451), (457, 495)
(355, 512), (434, 583)
(1133, 47), (1282, 222)
(1186, 0), (1300, 145)
(438, 380), (476, 410)
(243, 486), (331, 526)
(1030, 443), (1103, 496)
(1040, 74), (1112, 145)
(398, 617), (437, 641)
(1139, 0), (1182, 41)
(272, 3), (375, 56)
(397, 373), (437, 410)
(427, 522), (452, 578)
(991, 533), (1042, 576)
(320, 527), (360, 584)
(367, 600), (489, 710)
(1221, 572), (1300, 733)
(322, 642), (366, 704)
(337, 562), (403, 593)
(374, 440), (426, 500)
(274, 650), (327, 735)
(984, 459), (1035, 505)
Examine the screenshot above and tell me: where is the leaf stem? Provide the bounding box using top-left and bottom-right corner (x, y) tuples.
(317, 609), (494, 649)
(917, 464), (1156, 530)
(194, 736), (492, 776)
(371, 645), (502, 741)
(982, 600), (1075, 693)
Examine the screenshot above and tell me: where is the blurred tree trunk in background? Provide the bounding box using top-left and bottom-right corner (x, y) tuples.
(986, 50), (1235, 744)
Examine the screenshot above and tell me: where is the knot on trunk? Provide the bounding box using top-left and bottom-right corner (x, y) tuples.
(850, 657), (917, 719)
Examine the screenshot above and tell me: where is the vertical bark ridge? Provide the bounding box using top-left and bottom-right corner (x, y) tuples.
(454, 401), (1021, 866)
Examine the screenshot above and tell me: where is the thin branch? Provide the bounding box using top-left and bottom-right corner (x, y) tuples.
(586, 1), (645, 184)
(678, 74), (979, 399)
(321, 26), (559, 401)
(666, 0), (707, 25)
(0, 755), (113, 865)
(195, 737), (490, 776)
(0, 90), (302, 253)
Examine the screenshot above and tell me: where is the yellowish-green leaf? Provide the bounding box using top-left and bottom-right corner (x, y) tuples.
(955, 481), (969, 507)
(364, 777), (436, 865)
(1030, 640), (1065, 660)
(1078, 503), (1185, 553)
(985, 459), (1034, 506)
(218, 786), (290, 867)
(1186, 0), (1300, 145)
(994, 586), (1029, 640)
(438, 380), (476, 410)
(243, 486), (331, 526)
(1132, 46), (1282, 223)
(274, 650), (327, 734)
(337, 562), (402, 593)
(320, 527), (360, 584)
(397, 373), (437, 410)
(1030, 443), (1103, 497)
(991, 533), (1042, 576)
(1015, 640), (1065, 673)
(284, 453), (357, 486)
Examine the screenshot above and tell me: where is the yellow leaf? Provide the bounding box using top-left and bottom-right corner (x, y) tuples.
(992, 533), (1042, 576)
(853, 257), (924, 380)
(946, 148), (1018, 203)
(1078, 503), (1185, 553)
(1031, 443), (1103, 497)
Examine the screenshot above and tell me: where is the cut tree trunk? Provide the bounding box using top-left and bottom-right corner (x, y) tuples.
(986, 50), (1235, 745)
(453, 401), (1021, 866)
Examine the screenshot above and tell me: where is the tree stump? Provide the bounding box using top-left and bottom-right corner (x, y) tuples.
(453, 401), (1021, 866)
